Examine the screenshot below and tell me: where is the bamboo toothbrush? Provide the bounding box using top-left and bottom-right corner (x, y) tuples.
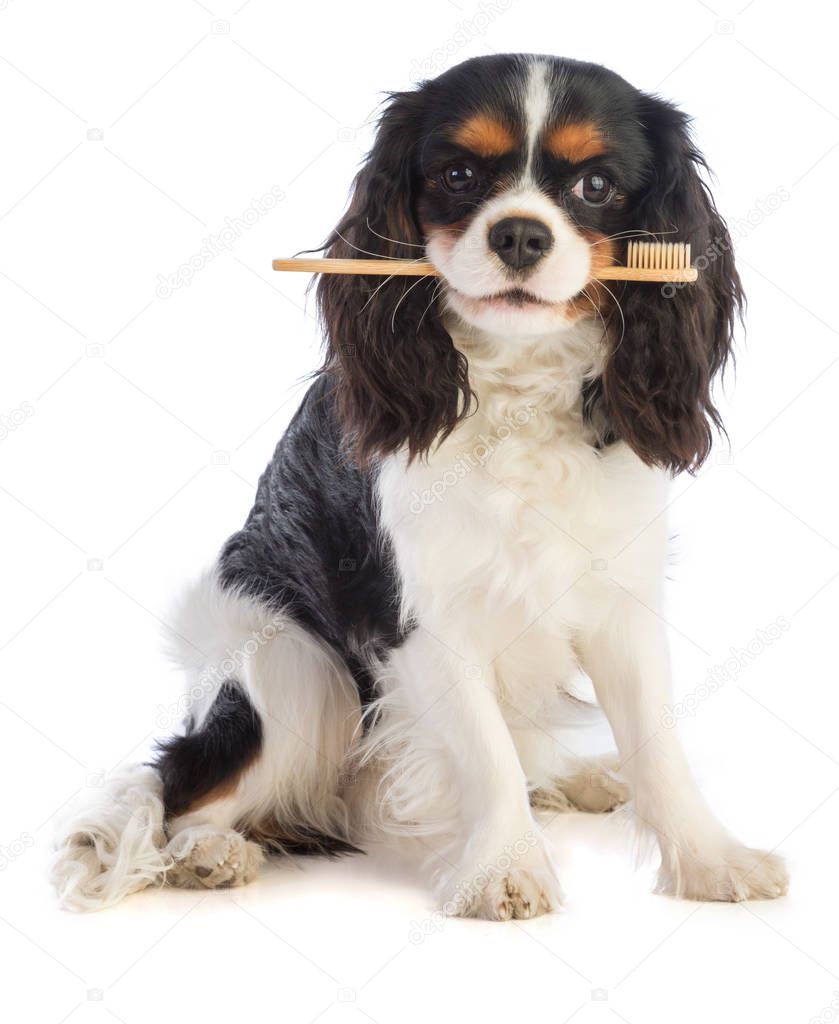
(272, 241), (697, 283)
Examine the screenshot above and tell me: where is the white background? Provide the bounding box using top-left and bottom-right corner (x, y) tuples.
(1, 1), (837, 1021)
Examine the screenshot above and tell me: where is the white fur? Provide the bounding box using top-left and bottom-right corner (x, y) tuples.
(522, 57), (553, 182)
(366, 316), (787, 912)
(51, 764), (172, 911)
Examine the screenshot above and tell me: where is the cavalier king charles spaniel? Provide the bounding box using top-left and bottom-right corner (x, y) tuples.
(54, 53), (789, 918)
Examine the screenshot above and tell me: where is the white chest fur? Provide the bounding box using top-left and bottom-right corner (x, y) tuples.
(377, 321), (671, 722)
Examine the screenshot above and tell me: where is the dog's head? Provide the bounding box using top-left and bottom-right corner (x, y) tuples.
(317, 54), (742, 472)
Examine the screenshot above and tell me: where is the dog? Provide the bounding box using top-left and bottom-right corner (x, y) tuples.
(53, 53), (788, 918)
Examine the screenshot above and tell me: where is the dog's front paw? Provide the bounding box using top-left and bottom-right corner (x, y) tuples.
(656, 842), (788, 902)
(441, 835), (562, 921)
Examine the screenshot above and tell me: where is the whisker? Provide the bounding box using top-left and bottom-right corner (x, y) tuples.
(332, 228), (428, 262)
(356, 256), (432, 316)
(417, 279), (445, 333)
(590, 277), (626, 355)
(580, 286), (609, 342)
(589, 228), (678, 248)
(390, 274), (433, 333)
(365, 217), (427, 250)
(358, 272), (400, 315)
(362, 219), (424, 250)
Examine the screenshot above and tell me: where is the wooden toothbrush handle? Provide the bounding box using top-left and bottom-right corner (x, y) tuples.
(272, 257), (697, 283)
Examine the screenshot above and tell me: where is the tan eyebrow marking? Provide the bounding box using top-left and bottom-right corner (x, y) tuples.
(452, 113), (518, 157)
(545, 120), (607, 164)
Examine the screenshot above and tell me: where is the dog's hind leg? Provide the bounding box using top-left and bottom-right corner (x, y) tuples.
(52, 573), (362, 908)
(154, 680), (267, 889)
(157, 577), (362, 891)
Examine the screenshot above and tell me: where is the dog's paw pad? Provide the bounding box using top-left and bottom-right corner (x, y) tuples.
(165, 828), (264, 890)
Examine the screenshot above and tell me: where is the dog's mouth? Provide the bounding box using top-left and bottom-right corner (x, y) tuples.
(489, 287), (552, 307)
(449, 285), (555, 311)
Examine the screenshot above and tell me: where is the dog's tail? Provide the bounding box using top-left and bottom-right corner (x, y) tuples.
(51, 764), (173, 911)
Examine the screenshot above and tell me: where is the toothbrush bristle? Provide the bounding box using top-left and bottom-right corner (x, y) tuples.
(627, 240), (691, 270)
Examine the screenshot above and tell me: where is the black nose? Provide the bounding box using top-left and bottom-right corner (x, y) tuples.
(488, 216), (553, 270)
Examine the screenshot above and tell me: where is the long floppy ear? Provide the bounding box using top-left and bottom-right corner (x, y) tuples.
(316, 89), (471, 463)
(599, 95), (744, 474)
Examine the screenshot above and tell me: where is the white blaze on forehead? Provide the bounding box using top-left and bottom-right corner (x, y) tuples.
(522, 58), (552, 181)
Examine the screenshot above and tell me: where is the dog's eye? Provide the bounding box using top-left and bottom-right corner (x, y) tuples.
(441, 162), (479, 194)
(571, 173), (614, 206)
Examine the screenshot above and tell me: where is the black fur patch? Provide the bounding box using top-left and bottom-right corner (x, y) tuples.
(153, 680), (262, 817)
(245, 821), (361, 858)
(217, 375), (409, 706)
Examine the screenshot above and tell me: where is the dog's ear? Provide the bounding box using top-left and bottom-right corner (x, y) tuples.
(316, 89), (471, 464)
(599, 94), (743, 474)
